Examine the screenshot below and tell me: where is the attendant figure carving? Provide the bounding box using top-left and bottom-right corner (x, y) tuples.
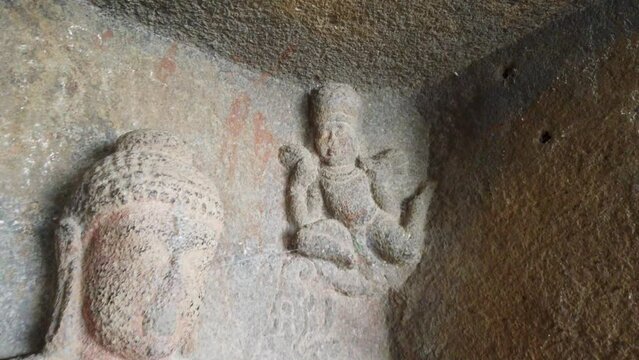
(280, 83), (434, 281)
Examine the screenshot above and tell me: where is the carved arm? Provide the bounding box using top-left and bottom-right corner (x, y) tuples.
(358, 148), (409, 219)
(279, 144), (321, 227)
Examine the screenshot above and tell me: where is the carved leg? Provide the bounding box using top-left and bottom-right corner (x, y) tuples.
(296, 219), (356, 269)
(370, 181), (435, 264)
(368, 213), (416, 264)
(403, 181), (436, 245)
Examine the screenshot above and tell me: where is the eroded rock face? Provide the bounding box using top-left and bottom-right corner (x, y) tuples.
(0, 3), (429, 355)
(90, 0), (595, 88)
(20, 130), (223, 360)
(391, 22), (639, 360)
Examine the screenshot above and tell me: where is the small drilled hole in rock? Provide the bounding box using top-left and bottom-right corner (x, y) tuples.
(502, 64), (515, 80)
(539, 131), (552, 144)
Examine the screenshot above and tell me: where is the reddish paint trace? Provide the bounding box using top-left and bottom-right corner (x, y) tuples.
(94, 29), (113, 50)
(221, 94), (251, 180)
(219, 94), (279, 183)
(252, 112), (276, 180)
(256, 71), (272, 84)
(156, 43), (178, 83)
(253, 43), (297, 86)
(102, 29), (113, 42)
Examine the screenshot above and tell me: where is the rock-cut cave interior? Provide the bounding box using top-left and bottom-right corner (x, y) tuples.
(1, 1), (638, 359)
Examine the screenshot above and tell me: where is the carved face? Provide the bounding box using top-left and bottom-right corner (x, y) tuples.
(83, 203), (217, 360)
(315, 121), (358, 166)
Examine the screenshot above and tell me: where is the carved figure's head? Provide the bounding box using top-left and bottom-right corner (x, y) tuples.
(46, 130), (223, 360)
(312, 83), (362, 166)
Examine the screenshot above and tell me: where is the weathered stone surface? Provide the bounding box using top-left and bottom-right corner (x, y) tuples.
(17, 130), (224, 360)
(391, 0), (639, 358)
(0, 1), (428, 358)
(280, 83), (435, 295)
(2, 0), (639, 359)
(89, 0), (597, 88)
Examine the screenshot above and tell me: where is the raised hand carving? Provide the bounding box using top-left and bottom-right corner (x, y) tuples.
(15, 130), (223, 360)
(280, 83), (435, 291)
(358, 148), (409, 218)
(279, 144), (321, 227)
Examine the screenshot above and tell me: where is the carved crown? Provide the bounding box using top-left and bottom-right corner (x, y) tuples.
(311, 82), (362, 129)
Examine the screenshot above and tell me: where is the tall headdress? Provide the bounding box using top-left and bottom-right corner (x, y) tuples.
(311, 83), (362, 130)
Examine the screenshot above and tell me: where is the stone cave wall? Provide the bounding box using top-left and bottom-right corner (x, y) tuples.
(89, 0), (595, 89)
(0, 1), (428, 359)
(2, 0), (639, 359)
(392, 0), (639, 358)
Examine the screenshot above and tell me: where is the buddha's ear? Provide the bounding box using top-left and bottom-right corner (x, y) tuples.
(43, 216), (84, 357)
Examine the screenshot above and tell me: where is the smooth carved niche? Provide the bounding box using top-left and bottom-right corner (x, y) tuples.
(280, 83), (435, 295)
(16, 130), (224, 360)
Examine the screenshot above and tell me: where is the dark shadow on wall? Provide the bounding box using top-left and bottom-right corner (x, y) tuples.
(389, 0), (639, 358)
(8, 134), (117, 359)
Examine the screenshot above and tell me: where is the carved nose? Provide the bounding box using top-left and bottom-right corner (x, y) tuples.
(143, 268), (183, 337)
(327, 134), (338, 150)
(328, 131), (336, 143)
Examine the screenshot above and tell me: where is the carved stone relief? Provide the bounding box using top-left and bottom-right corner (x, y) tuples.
(15, 130), (224, 360)
(279, 83), (435, 295)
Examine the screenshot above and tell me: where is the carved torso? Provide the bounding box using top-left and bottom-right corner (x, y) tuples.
(319, 166), (378, 230)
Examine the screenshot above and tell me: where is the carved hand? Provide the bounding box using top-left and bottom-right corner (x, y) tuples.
(279, 144), (318, 189)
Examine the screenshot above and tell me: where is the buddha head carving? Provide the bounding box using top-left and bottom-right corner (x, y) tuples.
(34, 130), (223, 360)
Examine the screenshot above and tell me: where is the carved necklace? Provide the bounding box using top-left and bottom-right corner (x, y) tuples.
(320, 164), (360, 183)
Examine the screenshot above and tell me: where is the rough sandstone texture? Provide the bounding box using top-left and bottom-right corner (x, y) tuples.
(2, 0), (639, 359)
(279, 83), (435, 296)
(0, 1), (427, 359)
(26, 130), (223, 360)
(89, 0), (596, 88)
(391, 0), (639, 358)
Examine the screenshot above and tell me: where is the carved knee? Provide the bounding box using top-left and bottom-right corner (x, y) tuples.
(368, 216), (416, 264)
(296, 220), (356, 269)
